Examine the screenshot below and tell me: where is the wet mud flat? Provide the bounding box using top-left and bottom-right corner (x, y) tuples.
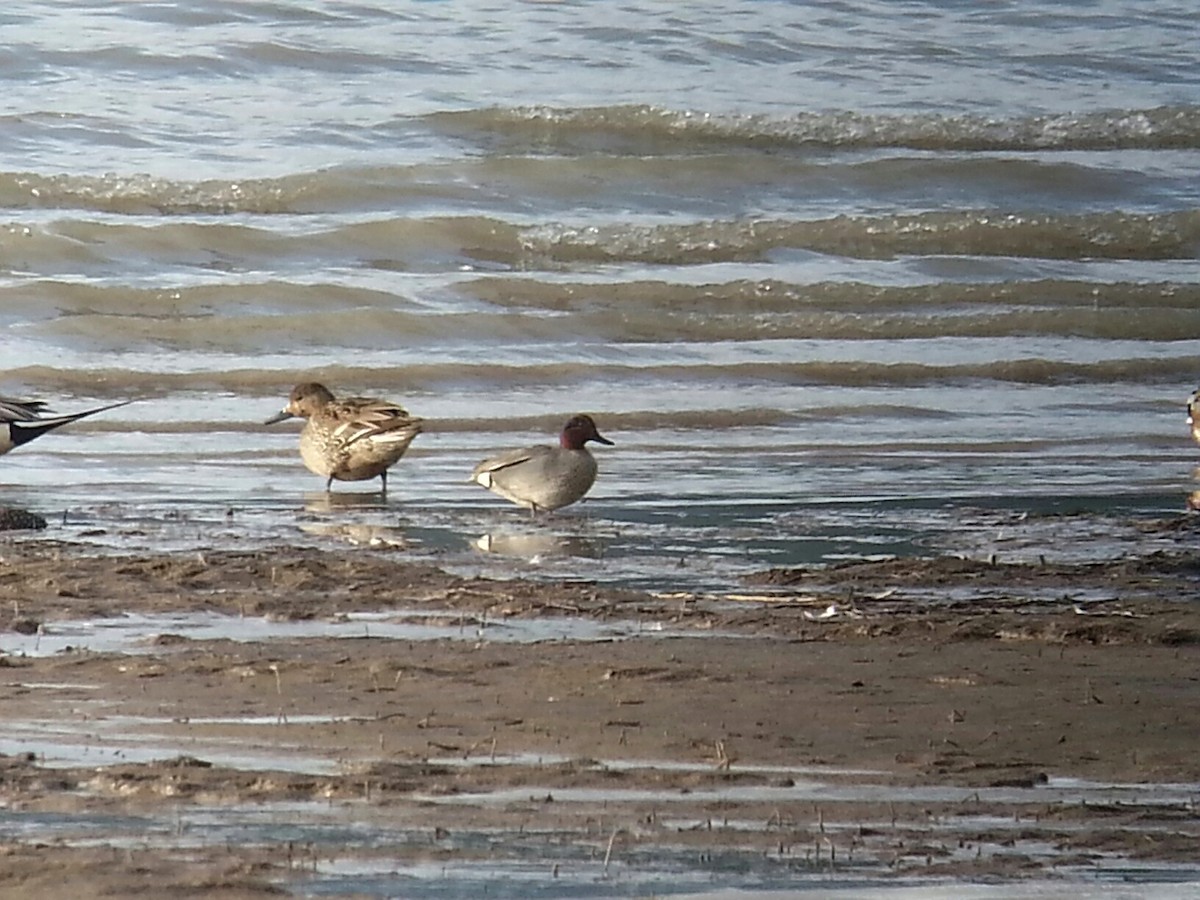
(2, 520), (1200, 898)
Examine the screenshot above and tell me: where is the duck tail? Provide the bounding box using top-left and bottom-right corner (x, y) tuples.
(8, 400), (131, 449)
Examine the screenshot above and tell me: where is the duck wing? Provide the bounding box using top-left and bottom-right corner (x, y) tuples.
(470, 444), (552, 485)
(330, 398), (423, 446)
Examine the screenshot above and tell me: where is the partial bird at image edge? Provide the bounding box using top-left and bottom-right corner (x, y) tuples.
(0, 395), (132, 458)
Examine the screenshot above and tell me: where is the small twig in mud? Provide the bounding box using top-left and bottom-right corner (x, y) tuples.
(714, 739), (733, 770)
(541, 601), (583, 614)
(460, 736), (498, 760)
(269, 663), (282, 695)
(602, 826), (622, 876)
(368, 662), (385, 692)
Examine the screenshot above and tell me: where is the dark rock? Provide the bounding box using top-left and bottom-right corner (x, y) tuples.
(0, 507), (48, 531)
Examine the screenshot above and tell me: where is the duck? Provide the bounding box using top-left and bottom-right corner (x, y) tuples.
(264, 382), (422, 494)
(0, 395), (131, 458)
(471, 414), (613, 516)
(1188, 388), (1200, 445)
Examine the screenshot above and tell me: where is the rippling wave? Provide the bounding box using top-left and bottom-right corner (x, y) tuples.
(10, 355), (1200, 398)
(5, 279), (1200, 348)
(3, 211), (1196, 278)
(429, 104), (1200, 153)
(518, 211), (1200, 264)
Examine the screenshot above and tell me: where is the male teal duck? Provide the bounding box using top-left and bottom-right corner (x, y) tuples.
(471, 414), (613, 516)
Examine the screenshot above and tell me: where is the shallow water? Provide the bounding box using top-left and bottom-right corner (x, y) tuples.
(0, 607), (707, 658)
(2, 765), (1197, 897)
(2, 1), (1199, 591)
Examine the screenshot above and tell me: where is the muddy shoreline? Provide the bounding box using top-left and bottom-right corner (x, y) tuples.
(2, 530), (1200, 897)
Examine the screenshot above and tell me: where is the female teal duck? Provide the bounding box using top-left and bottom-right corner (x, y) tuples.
(471, 414), (613, 516)
(265, 382), (422, 494)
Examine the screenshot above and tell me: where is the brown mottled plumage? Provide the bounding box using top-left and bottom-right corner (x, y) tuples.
(265, 382), (422, 493)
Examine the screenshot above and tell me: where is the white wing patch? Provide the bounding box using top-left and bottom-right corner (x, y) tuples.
(370, 430), (417, 444)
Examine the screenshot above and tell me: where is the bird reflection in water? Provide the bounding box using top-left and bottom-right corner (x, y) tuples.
(303, 491), (390, 513)
(300, 492), (405, 547)
(299, 522), (408, 549)
(473, 530), (603, 560)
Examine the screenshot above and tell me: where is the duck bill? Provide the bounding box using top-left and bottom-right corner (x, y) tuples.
(263, 409), (295, 425)
(593, 433), (615, 446)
